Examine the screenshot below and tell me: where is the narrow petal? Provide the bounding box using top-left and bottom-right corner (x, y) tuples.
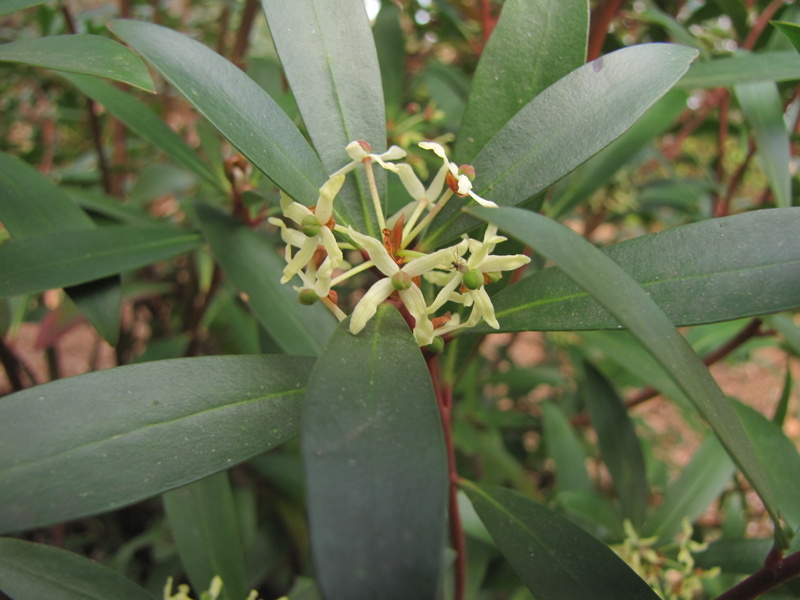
(427, 273), (463, 314)
(378, 145), (407, 161)
(319, 227), (344, 265)
(316, 174), (345, 222)
(400, 285), (434, 345)
(384, 163), (426, 200)
(344, 227), (398, 276)
(468, 190), (498, 208)
(472, 288), (499, 328)
(403, 244), (464, 277)
(349, 278), (394, 335)
(479, 254), (531, 272)
(419, 140), (449, 162)
(281, 239), (317, 283)
(281, 196), (313, 225)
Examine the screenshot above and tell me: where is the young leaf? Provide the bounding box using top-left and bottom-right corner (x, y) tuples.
(468, 206), (786, 545)
(0, 34), (154, 92)
(0, 226), (201, 299)
(735, 80), (792, 208)
(108, 19), (327, 207)
(0, 355), (313, 533)
(163, 473), (246, 600)
(302, 304), (447, 600)
(484, 208), (800, 332)
(461, 481), (661, 600)
(0, 538), (155, 600)
(261, 0), (386, 235)
(456, 0), (589, 163)
(193, 204), (336, 356)
(582, 362), (648, 528)
(423, 43), (698, 247)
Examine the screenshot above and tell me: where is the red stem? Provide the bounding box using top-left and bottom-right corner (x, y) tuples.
(715, 548), (800, 600)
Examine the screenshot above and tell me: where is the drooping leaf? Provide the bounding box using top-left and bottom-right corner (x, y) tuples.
(582, 362), (648, 528)
(540, 403), (592, 494)
(302, 305), (447, 600)
(0, 355), (313, 533)
(0, 34), (154, 92)
(678, 50), (800, 87)
(163, 473), (246, 600)
(735, 80), (792, 208)
(485, 208), (800, 332)
(469, 206), (785, 545)
(261, 0), (386, 235)
(0, 538), (155, 600)
(422, 43), (698, 247)
(456, 0), (589, 163)
(61, 72), (224, 191)
(0, 226), (201, 299)
(643, 435), (734, 544)
(108, 19), (327, 206)
(461, 481), (660, 600)
(193, 204), (336, 356)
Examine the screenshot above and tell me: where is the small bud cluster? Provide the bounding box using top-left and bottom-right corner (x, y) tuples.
(269, 140), (530, 346)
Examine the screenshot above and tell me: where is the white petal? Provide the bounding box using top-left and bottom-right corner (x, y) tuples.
(349, 278), (394, 335)
(384, 163), (426, 200)
(479, 254), (530, 272)
(427, 272), (463, 314)
(316, 174), (345, 222)
(344, 228), (398, 276)
(472, 288), (499, 328)
(400, 285), (434, 345)
(281, 196), (313, 225)
(346, 140), (369, 161)
(468, 190), (498, 208)
(319, 227), (344, 265)
(314, 256), (335, 297)
(281, 239), (317, 283)
(379, 145), (407, 161)
(419, 140), (449, 163)
(403, 244), (464, 277)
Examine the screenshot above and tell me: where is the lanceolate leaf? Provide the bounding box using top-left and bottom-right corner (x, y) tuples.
(0, 355), (313, 533)
(108, 19), (327, 207)
(193, 204), (336, 356)
(261, 0), (386, 235)
(0, 226), (201, 299)
(303, 305), (447, 600)
(773, 21), (800, 54)
(0, 538), (155, 600)
(461, 481), (661, 600)
(456, 0), (589, 163)
(422, 43), (698, 247)
(485, 208), (800, 332)
(0, 34), (154, 92)
(678, 50), (800, 88)
(0, 0), (51, 17)
(469, 206), (785, 545)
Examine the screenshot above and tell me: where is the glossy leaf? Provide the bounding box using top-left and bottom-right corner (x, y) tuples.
(193, 204), (336, 356)
(678, 50), (800, 87)
(643, 435), (734, 544)
(469, 206), (784, 544)
(540, 403), (591, 493)
(486, 208), (800, 332)
(423, 43), (698, 247)
(61, 73), (224, 191)
(373, 0), (405, 120)
(261, 0), (386, 234)
(302, 305), (447, 600)
(0, 355), (313, 533)
(0, 538), (155, 600)
(461, 481), (660, 600)
(0, 34), (154, 92)
(108, 19), (327, 206)
(735, 80), (791, 208)
(163, 473), (246, 600)
(773, 21), (800, 54)
(456, 0), (589, 163)
(0, 226), (201, 299)
(0, 0), (50, 16)
(582, 362), (648, 528)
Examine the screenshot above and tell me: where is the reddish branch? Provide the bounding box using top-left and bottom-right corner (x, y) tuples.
(715, 547), (800, 600)
(587, 0), (625, 61)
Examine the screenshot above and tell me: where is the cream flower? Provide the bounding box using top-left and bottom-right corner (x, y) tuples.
(418, 141), (497, 208)
(332, 140), (408, 177)
(343, 227), (464, 345)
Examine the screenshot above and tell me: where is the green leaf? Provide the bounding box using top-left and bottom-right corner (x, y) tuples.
(643, 435), (734, 544)
(0, 226), (201, 299)
(468, 206), (785, 545)
(456, 0), (588, 163)
(163, 473), (246, 600)
(0, 538), (155, 600)
(461, 481), (661, 600)
(582, 362), (648, 528)
(261, 0), (386, 234)
(0, 355), (313, 533)
(193, 204), (335, 356)
(678, 51), (800, 88)
(486, 208), (800, 332)
(108, 19), (327, 206)
(61, 72), (224, 191)
(0, 0), (51, 17)
(540, 403), (592, 494)
(735, 80), (792, 208)
(373, 0), (405, 120)
(694, 538), (773, 574)
(0, 34), (154, 92)
(548, 89), (689, 218)
(302, 305), (447, 600)
(773, 21), (800, 54)
(423, 43), (698, 247)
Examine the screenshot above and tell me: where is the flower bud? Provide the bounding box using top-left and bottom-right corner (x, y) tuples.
(298, 289), (319, 305)
(426, 336), (445, 353)
(391, 270), (413, 291)
(301, 214), (321, 237)
(458, 164), (476, 181)
(462, 269), (484, 290)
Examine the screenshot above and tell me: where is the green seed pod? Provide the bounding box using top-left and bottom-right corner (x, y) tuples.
(426, 336), (445, 354)
(301, 214), (321, 237)
(463, 269), (484, 290)
(391, 270), (413, 291)
(298, 289), (319, 305)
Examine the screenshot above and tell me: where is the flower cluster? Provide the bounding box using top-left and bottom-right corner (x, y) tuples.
(269, 140), (530, 347)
